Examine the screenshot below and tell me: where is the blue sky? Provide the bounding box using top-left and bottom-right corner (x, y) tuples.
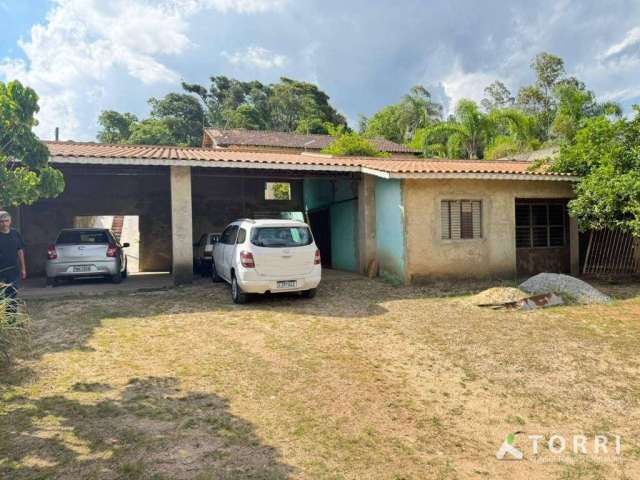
(1, 0), (639, 141)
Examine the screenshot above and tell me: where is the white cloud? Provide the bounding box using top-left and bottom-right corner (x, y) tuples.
(222, 46), (288, 69)
(604, 26), (640, 58)
(440, 60), (497, 115)
(0, 0), (288, 140)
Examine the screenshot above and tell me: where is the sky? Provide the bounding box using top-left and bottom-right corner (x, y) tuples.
(1, 0), (639, 141)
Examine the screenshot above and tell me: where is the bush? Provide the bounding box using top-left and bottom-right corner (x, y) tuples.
(0, 286), (30, 365)
(321, 132), (389, 157)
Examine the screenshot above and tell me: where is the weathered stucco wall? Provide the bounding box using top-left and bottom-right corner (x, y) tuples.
(403, 179), (575, 281)
(375, 178), (406, 283)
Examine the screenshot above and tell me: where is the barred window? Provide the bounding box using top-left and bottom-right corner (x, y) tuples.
(441, 200), (482, 240)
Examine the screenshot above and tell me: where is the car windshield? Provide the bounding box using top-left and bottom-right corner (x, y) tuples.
(56, 230), (110, 244)
(251, 227), (312, 248)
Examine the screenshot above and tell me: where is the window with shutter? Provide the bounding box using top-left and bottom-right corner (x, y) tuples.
(441, 200), (482, 240)
(515, 202), (566, 248)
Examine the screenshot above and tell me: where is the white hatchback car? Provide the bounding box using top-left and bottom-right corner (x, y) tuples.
(212, 219), (321, 303)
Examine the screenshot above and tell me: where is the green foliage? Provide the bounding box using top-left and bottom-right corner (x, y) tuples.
(322, 132), (388, 157)
(127, 119), (175, 146)
(481, 81), (514, 111)
(148, 93), (205, 146)
(0, 80), (64, 208)
(423, 100), (491, 159)
(183, 76), (347, 133)
(363, 104), (405, 143)
(97, 111), (138, 143)
(362, 85), (442, 143)
(550, 107), (640, 235)
(98, 93), (204, 146)
(483, 136), (521, 160)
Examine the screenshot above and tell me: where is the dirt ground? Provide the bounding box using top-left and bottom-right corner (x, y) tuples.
(1, 273), (639, 479)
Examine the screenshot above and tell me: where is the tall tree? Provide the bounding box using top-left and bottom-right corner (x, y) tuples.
(182, 76), (347, 133)
(0, 80), (64, 208)
(516, 52), (566, 139)
(481, 81), (515, 111)
(148, 93), (205, 146)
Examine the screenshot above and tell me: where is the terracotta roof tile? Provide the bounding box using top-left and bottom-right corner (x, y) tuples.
(45, 141), (574, 178)
(204, 128), (418, 154)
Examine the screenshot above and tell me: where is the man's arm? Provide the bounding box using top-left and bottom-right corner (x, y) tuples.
(17, 249), (26, 280)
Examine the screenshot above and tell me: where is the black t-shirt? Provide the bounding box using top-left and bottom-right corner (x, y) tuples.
(0, 229), (25, 281)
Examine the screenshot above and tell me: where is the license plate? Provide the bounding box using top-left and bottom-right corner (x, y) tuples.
(277, 280), (297, 288)
(72, 265), (91, 273)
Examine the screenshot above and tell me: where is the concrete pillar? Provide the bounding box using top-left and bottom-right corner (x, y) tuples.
(569, 216), (580, 276)
(358, 174), (377, 275)
(170, 166), (193, 285)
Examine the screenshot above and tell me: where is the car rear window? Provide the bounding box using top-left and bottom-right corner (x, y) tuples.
(56, 230), (110, 244)
(250, 227), (312, 248)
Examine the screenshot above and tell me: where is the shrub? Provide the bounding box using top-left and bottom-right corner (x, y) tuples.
(0, 286), (30, 365)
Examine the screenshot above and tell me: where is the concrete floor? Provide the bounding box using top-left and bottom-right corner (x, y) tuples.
(19, 269), (358, 300)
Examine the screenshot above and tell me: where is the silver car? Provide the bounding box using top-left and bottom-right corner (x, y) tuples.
(46, 228), (129, 285)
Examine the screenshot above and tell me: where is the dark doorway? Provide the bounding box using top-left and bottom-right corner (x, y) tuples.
(308, 209), (332, 267)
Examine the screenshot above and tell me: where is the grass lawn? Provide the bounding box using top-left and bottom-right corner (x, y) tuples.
(1, 273), (639, 479)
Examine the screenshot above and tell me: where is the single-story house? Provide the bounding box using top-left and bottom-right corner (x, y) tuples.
(10, 131), (579, 285)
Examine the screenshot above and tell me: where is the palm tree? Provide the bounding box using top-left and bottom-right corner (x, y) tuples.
(400, 86), (443, 142)
(423, 99), (491, 159)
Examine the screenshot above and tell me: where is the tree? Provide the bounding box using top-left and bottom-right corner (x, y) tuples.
(362, 86), (442, 143)
(481, 81), (515, 111)
(148, 93), (205, 146)
(484, 108), (540, 159)
(127, 119), (174, 145)
(97, 111), (138, 143)
(423, 100), (492, 159)
(322, 132), (388, 157)
(550, 107), (640, 235)
(183, 76), (347, 133)
(516, 52), (565, 140)
(552, 83), (622, 143)
(0, 80), (64, 208)
(362, 104), (405, 143)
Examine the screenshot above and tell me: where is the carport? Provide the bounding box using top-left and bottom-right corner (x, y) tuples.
(15, 143), (376, 285)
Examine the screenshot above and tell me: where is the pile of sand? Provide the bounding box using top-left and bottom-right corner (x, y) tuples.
(467, 287), (528, 306)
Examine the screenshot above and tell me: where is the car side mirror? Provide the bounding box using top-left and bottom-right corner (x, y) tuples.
(122, 242), (130, 248)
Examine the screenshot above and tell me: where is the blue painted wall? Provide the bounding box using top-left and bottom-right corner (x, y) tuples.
(330, 200), (358, 272)
(375, 178), (405, 283)
(303, 178), (359, 272)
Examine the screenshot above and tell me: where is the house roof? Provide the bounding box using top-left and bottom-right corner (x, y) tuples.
(203, 128), (418, 154)
(45, 141), (578, 181)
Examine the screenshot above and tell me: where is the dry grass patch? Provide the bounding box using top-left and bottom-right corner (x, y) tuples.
(0, 274), (639, 479)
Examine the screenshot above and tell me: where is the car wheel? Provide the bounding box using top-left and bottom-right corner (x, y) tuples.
(111, 272), (123, 284)
(301, 288), (317, 299)
(211, 262), (222, 283)
(231, 275), (247, 304)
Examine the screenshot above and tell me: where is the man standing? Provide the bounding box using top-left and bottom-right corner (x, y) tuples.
(0, 211), (26, 314)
